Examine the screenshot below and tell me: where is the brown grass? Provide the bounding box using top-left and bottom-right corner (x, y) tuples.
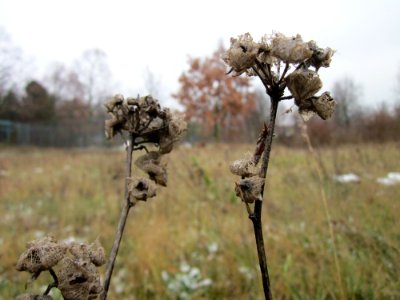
(1, 143), (399, 299)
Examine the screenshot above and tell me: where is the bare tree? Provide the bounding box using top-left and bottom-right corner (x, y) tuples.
(332, 76), (360, 128)
(73, 49), (113, 105)
(143, 67), (162, 100)
(44, 62), (85, 101)
(0, 27), (22, 95)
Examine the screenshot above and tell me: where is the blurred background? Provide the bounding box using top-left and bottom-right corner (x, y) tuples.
(1, 0), (399, 299)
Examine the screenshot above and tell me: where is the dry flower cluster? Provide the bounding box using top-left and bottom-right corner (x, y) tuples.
(100, 94), (186, 300)
(104, 94), (186, 206)
(16, 236), (106, 300)
(223, 32), (336, 121)
(224, 32), (336, 300)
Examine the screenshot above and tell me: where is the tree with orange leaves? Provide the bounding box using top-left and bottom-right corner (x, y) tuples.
(173, 46), (256, 141)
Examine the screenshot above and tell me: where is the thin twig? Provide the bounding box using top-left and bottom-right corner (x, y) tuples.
(279, 95), (293, 101)
(278, 62), (290, 85)
(252, 65), (270, 90)
(43, 268), (58, 295)
(101, 133), (135, 300)
(255, 60), (272, 84)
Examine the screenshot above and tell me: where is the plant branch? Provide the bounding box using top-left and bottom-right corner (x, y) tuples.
(255, 60), (272, 84)
(279, 95), (293, 101)
(252, 65), (270, 90)
(278, 62), (290, 85)
(43, 268), (58, 295)
(101, 133), (135, 300)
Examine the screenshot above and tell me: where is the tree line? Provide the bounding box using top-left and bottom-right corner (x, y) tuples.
(1, 27), (399, 145)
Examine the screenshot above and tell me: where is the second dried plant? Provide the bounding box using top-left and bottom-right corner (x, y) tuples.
(101, 94), (186, 299)
(224, 32), (336, 299)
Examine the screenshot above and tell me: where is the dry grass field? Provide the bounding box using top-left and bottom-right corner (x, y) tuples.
(0, 143), (399, 299)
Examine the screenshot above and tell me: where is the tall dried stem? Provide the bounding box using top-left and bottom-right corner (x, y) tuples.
(248, 96), (279, 300)
(101, 133), (134, 300)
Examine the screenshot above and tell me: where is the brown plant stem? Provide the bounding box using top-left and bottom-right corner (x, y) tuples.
(101, 133), (134, 300)
(43, 268), (58, 295)
(249, 95), (280, 300)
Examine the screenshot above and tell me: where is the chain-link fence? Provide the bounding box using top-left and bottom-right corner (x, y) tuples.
(0, 119), (107, 147)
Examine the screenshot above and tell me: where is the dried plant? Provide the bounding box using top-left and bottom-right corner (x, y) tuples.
(224, 32), (336, 299)
(100, 94), (186, 300)
(15, 236), (106, 300)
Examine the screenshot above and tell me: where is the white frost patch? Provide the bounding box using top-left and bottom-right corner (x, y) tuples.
(0, 169), (9, 177)
(62, 236), (85, 244)
(377, 172), (400, 186)
(334, 173), (360, 183)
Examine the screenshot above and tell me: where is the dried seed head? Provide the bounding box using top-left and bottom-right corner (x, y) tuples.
(128, 176), (157, 203)
(159, 111), (187, 154)
(69, 239), (106, 267)
(308, 41), (335, 70)
(104, 94), (187, 152)
(312, 92), (336, 120)
(104, 94), (124, 112)
(257, 35), (276, 65)
(235, 176), (264, 203)
(229, 158), (258, 177)
(271, 33), (313, 63)
(57, 257), (102, 300)
(135, 151), (168, 186)
(15, 294), (53, 300)
(286, 68), (322, 102)
(88, 239), (106, 267)
(223, 33), (259, 75)
(16, 236), (67, 274)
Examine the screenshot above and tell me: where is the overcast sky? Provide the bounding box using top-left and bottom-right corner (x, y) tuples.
(1, 0), (399, 108)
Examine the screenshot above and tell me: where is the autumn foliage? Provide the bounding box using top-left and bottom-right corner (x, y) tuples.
(173, 47), (256, 141)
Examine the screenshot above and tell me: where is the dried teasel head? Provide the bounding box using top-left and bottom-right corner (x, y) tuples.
(223, 33), (259, 75)
(57, 257), (102, 300)
(235, 176), (265, 204)
(271, 33), (313, 64)
(16, 236), (67, 276)
(127, 176), (157, 204)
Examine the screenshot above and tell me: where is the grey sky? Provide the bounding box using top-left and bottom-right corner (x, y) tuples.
(1, 0), (399, 108)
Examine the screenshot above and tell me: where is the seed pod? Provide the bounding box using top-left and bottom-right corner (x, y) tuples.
(135, 151), (168, 186)
(308, 41), (335, 70)
(16, 236), (67, 275)
(223, 33), (259, 75)
(128, 176), (157, 203)
(57, 257), (102, 300)
(88, 239), (106, 267)
(312, 92), (336, 120)
(235, 176), (264, 203)
(286, 69), (322, 102)
(271, 33), (313, 63)
(104, 94), (124, 112)
(229, 158), (258, 178)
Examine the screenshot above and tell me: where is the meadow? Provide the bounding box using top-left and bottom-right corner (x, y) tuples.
(0, 142), (399, 299)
